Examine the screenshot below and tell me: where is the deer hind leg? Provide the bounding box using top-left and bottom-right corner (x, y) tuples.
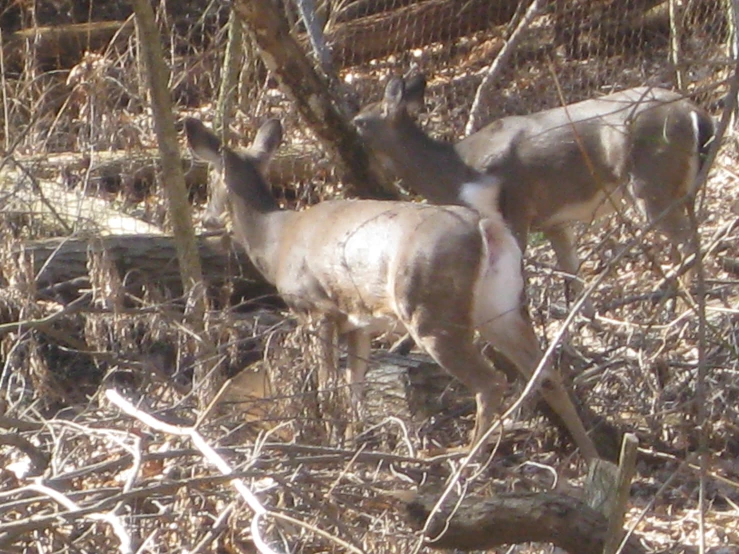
(545, 225), (595, 318)
(478, 309), (598, 460)
(408, 323), (508, 447)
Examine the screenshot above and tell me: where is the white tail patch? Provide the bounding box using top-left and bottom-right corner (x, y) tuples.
(475, 214), (524, 325)
(459, 177), (502, 219)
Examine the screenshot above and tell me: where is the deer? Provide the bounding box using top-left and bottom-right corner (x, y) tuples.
(184, 116), (599, 459)
(353, 74), (715, 317)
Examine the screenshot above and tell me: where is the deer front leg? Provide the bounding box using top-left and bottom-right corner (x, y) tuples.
(545, 225), (595, 318)
(345, 328), (371, 418)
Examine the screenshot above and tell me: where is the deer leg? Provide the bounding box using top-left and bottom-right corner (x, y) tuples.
(345, 328), (371, 418)
(410, 327), (508, 447)
(545, 226), (594, 318)
(479, 310), (598, 461)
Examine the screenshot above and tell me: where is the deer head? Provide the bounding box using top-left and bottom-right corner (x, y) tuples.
(199, 120), (283, 231)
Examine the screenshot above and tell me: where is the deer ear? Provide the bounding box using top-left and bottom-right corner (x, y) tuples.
(252, 118), (283, 164)
(184, 118), (223, 166)
(383, 76), (407, 117)
(403, 73), (427, 114)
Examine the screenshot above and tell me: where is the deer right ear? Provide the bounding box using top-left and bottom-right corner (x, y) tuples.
(251, 118), (283, 164)
(383, 76), (407, 118)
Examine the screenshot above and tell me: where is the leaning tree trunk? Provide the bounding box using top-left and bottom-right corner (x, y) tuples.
(233, 0), (399, 201)
(132, 0), (216, 403)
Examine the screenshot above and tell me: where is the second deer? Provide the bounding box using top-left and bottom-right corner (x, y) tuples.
(185, 117), (598, 459)
(353, 75), (715, 315)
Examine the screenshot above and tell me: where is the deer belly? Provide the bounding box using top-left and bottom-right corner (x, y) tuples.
(340, 312), (406, 336)
(538, 184), (625, 228)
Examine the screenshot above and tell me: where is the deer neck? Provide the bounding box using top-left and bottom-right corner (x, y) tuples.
(386, 119), (481, 206)
(225, 158), (288, 284)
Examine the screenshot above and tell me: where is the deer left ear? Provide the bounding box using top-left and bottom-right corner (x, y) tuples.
(382, 76), (407, 119)
(184, 118), (223, 167)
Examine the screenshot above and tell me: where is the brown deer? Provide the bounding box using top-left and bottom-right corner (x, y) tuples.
(184, 117), (598, 459)
(353, 75), (715, 315)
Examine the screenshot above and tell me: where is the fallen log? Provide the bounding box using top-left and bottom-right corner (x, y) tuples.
(18, 142), (322, 201)
(3, 21), (134, 73)
(19, 234), (276, 302)
(402, 489), (646, 554)
(2, 168), (163, 236)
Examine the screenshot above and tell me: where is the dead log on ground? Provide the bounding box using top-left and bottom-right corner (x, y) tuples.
(3, 21), (134, 73)
(402, 490), (646, 554)
(3, 172), (162, 235)
(18, 142), (321, 203)
(20, 234), (276, 302)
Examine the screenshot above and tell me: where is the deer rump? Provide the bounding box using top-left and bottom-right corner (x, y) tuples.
(457, 86), (714, 240)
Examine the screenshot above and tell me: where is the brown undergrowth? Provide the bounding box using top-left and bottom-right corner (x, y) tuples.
(1, 1), (738, 552)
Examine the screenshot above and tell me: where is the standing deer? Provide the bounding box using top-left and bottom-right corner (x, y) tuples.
(184, 117), (598, 459)
(353, 75), (715, 315)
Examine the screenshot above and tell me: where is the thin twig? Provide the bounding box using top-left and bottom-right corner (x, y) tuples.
(105, 389), (366, 554)
(465, 0), (543, 135)
(27, 479), (133, 554)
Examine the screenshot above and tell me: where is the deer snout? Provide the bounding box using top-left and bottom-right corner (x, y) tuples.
(352, 113), (371, 135)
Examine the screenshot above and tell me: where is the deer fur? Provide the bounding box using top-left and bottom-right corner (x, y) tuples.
(184, 117), (598, 458)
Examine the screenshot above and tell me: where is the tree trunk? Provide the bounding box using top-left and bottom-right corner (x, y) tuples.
(133, 0), (217, 401)
(132, 0), (203, 296)
(233, 0), (399, 201)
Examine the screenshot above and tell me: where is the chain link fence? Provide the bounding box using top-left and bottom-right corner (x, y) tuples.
(0, 1), (732, 234)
